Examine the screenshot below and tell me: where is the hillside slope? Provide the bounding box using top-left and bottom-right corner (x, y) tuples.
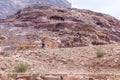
(0, 5), (120, 50)
(0, 0), (71, 18)
(0, 44), (120, 74)
(0, 5), (120, 80)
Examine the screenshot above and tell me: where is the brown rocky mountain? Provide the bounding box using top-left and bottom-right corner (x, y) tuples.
(0, 0), (71, 18)
(0, 5), (120, 80)
(0, 5), (120, 50)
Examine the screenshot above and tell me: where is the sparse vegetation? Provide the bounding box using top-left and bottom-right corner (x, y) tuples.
(15, 62), (28, 73)
(96, 48), (106, 58)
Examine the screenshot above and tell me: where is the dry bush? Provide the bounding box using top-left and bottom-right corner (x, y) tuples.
(15, 62), (28, 73)
(96, 48), (106, 58)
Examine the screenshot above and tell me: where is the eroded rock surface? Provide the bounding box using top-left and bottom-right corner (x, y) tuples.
(0, 5), (120, 49)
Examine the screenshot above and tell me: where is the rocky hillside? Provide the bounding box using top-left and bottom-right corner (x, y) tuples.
(0, 5), (120, 50)
(0, 0), (71, 18)
(0, 4), (120, 80)
(0, 44), (120, 80)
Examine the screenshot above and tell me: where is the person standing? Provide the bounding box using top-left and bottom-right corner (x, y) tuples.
(41, 39), (46, 48)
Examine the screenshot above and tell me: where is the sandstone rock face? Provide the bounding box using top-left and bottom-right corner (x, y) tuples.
(0, 0), (71, 18)
(1, 5), (120, 49)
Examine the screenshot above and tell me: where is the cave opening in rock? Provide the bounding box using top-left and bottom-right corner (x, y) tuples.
(96, 22), (103, 27)
(50, 16), (64, 21)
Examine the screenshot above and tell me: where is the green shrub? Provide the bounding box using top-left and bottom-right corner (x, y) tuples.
(15, 62), (28, 73)
(96, 48), (106, 58)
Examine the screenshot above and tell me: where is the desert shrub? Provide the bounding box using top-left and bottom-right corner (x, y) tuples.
(96, 48), (106, 58)
(15, 62), (28, 73)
